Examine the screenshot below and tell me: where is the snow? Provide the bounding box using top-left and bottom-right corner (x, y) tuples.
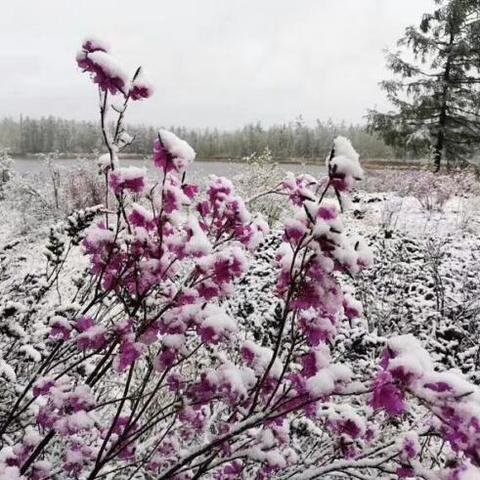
(23, 426), (41, 447)
(19, 344), (41, 362)
(86, 51), (129, 86)
(131, 68), (154, 97)
(306, 371), (335, 396)
(330, 136), (363, 179)
(387, 334), (433, 375)
(184, 217), (212, 256)
(84, 226), (115, 246)
(0, 359), (16, 382)
(97, 153), (115, 171)
(158, 129), (196, 163)
(327, 404), (367, 437)
(455, 463), (480, 480)
(49, 315), (70, 329)
(0, 466), (22, 480)
(131, 202), (154, 222)
(54, 410), (94, 434)
(2, 156), (480, 479)
(334, 136), (360, 163)
(242, 340), (283, 378)
(118, 166), (145, 181)
(162, 334), (185, 349)
(200, 304), (237, 335)
(219, 363), (256, 398)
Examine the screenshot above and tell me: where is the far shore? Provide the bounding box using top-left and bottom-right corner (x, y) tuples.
(9, 153), (426, 170)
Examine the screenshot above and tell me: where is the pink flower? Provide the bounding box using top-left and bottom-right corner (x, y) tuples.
(167, 372), (184, 392)
(32, 462), (51, 480)
(317, 205), (337, 220)
(182, 183), (199, 200)
(343, 422), (362, 440)
(115, 338), (145, 372)
(63, 443), (94, 476)
(153, 139), (175, 172)
(371, 371), (407, 416)
(188, 375), (217, 404)
(49, 318), (72, 341)
(130, 70), (154, 100)
(77, 49), (128, 96)
(76, 316), (95, 332)
(110, 167), (147, 195)
(397, 466), (416, 478)
(33, 378), (56, 398)
(129, 204), (154, 228)
(67, 387), (96, 412)
(302, 352), (319, 378)
(75, 318), (108, 351)
(153, 130), (195, 174)
(36, 408), (58, 430)
(81, 37), (109, 53)
(198, 326), (221, 344)
(424, 381), (452, 392)
(163, 186), (183, 213)
(154, 348), (177, 371)
(130, 84), (153, 100)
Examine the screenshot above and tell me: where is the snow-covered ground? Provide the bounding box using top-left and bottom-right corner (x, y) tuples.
(2, 184), (479, 382)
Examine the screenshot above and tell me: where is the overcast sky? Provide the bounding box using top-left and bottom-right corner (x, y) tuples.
(1, 0), (434, 129)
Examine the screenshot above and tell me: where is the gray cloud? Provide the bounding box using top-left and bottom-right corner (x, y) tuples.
(1, 0), (434, 128)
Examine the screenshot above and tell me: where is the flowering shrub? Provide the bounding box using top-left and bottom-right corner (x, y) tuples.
(0, 38), (480, 480)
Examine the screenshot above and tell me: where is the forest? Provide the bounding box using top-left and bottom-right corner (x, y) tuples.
(0, 116), (395, 160)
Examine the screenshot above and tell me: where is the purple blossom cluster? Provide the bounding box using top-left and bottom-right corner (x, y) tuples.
(76, 37), (153, 100)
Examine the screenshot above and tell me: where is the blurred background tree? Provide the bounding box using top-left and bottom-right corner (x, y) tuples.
(368, 0), (480, 171)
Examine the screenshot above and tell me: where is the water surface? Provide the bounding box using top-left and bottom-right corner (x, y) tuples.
(12, 157), (326, 180)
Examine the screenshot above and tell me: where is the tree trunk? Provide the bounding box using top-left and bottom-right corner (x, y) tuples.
(434, 29), (455, 173)
(433, 130), (444, 172)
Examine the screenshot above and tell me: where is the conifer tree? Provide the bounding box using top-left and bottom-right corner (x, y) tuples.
(368, 0), (480, 170)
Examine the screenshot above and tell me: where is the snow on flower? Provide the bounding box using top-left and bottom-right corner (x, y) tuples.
(81, 36), (110, 53)
(328, 136), (363, 192)
(154, 129), (196, 174)
(109, 166), (147, 195)
(327, 404), (367, 440)
(197, 304), (237, 344)
(371, 371), (407, 416)
(75, 317), (108, 351)
(49, 316), (72, 340)
(129, 202), (154, 228)
(385, 334), (433, 386)
(242, 340), (283, 378)
(53, 410), (94, 436)
(77, 48), (129, 96)
(130, 68), (154, 100)
(397, 431), (421, 461)
(0, 466), (22, 480)
(114, 336), (146, 372)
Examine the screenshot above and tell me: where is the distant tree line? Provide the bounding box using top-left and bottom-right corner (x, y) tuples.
(0, 115), (398, 161)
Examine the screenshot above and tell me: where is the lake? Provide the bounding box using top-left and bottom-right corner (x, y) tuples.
(11, 157), (327, 180)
